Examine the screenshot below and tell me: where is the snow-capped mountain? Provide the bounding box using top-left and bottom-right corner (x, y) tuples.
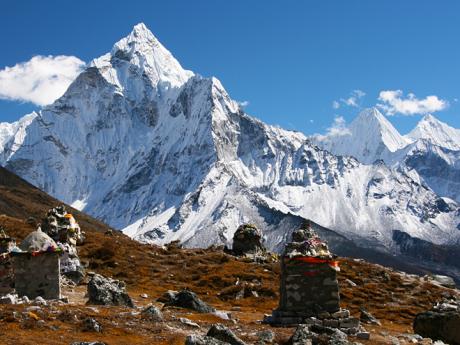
(1, 24), (460, 258)
(312, 108), (410, 164)
(312, 109), (460, 203)
(407, 114), (460, 151)
(0, 112), (37, 164)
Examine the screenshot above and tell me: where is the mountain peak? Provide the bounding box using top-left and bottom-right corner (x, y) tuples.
(90, 23), (193, 90)
(350, 108), (408, 152)
(407, 114), (460, 150)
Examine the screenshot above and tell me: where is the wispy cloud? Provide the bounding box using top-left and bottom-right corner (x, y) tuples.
(333, 89), (366, 109)
(238, 100), (250, 108)
(377, 90), (448, 116)
(0, 55), (85, 106)
(315, 115), (350, 140)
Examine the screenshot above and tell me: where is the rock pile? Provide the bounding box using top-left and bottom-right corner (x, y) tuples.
(231, 224), (265, 256)
(40, 205), (85, 284)
(414, 297), (460, 345)
(265, 222), (361, 336)
(87, 273), (134, 307)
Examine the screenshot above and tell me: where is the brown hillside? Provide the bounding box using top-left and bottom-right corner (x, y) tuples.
(0, 166), (458, 345)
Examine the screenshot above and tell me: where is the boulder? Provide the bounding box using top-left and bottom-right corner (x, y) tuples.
(141, 305), (163, 321)
(185, 335), (230, 345)
(430, 275), (456, 289)
(232, 224), (265, 256)
(206, 324), (247, 345)
(163, 290), (214, 313)
(87, 274), (134, 307)
(414, 309), (460, 345)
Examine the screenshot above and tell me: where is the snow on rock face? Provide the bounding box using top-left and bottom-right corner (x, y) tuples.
(407, 114), (460, 151)
(2, 24), (460, 253)
(312, 109), (460, 204)
(311, 108), (410, 164)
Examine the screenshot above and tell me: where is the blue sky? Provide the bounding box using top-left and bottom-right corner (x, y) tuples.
(0, 0), (459, 135)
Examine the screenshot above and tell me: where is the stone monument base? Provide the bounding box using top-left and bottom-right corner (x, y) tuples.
(264, 308), (360, 334)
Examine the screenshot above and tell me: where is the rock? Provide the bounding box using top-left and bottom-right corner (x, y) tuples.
(256, 330), (275, 344)
(163, 290), (215, 313)
(356, 332), (370, 340)
(185, 335), (230, 345)
(19, 229), (57, 252)
(359, 307), (381, 325)
(141, 305), (163, 321)
(179, 317), (200, 328)
(140, 293), (148, 298)
(157, 289), (178, 303)
(288, 325), (316, 345)
(87, 274), (134, 307)
(430, 275), (456, 289)
(206, 324), (247, 345)
(0, 293), (18, 304)
(70, 342), (106, 345)
(34, 296), (47, 306)
(414, 309), (460, 345)
(231, 224), (265, 256)
(82, 317), (102, 332)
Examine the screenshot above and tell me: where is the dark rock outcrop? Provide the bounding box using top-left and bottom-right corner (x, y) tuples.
(161, 290), (215, 313)
(206, 324), (247, 345)
(87, 274), (134, 307)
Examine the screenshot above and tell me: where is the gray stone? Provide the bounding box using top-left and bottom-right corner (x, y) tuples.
(256, 330), (275, 344)
(19, 229), (57, 252)
(431, 275), (456, 289)
(70, 342), (106, 345)
(82, 317), (102, 332)
(185, 335), (230, 345)
(87, 274), (133, 307)
(141, 305), (163, 321)
(206, 324), (247, 345)
(356, 332), (370, 340)
(289, 325), (316, 345)
(332, 309), (350, 319)
(339, 317), (360, 329)
(323, 319), (339, 327)
(180, 317), (200, 328)
(359, 307), (380, 325)
(164, 290), (215, 313)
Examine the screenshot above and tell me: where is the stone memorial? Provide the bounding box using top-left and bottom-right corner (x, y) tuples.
(266, 222), (360, 334)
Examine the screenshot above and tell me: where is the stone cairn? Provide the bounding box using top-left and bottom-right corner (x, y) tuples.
(231, 224), (266, 256)
(265, 222), (361, 335)
(41, 205), (85, 284)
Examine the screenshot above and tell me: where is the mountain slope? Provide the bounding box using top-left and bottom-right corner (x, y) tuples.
(312, 109), (460, 204)
(2, 24), (460, 257)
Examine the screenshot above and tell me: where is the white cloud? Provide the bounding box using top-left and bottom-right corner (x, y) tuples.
(326, 115), (350, 137)
(0, 55), (85, 106)
(238, 100), (250, 108)
(333, 89), (366, 109)
(315, 115), (350, 141)
(377, 90), (448, 116)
